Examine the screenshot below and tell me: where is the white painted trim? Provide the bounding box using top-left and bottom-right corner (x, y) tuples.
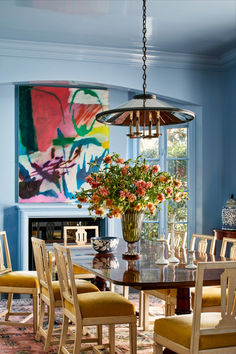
(0, 39), (223, 70)
(17, 204), (99, 270)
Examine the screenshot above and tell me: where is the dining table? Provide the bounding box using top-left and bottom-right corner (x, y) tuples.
(69, 238), (226, 315)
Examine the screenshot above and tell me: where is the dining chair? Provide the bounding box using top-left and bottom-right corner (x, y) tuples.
(153, 260), (236, 353)
(189, 233), (216, 255)
(191, 236), (236, 312)
(31, 237), (99, 352)
(140, 233), (216, 330)
(0, 231), (39, 332)
(53, 243), (137, 354)
(166, 230), (187, 249)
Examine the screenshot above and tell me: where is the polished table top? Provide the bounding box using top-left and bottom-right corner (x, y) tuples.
(70, 238), (225, 291)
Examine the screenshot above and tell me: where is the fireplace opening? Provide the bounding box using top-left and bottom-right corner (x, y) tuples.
(28, 217), (106, 270)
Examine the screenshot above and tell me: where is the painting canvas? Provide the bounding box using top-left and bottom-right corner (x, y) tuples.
(18, 86), (109, 203)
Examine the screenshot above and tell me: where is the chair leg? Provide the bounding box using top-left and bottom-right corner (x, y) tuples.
(32, 293), (39, 333)
(129, 322), (137, 354)
(36, 298), (45, 341)
(59, 314), (69, 354)
(109, 324), (115, 354)
(97, 324), (102, 345)
(143, 292), (150, 331)
(153, 341), (163, 354)
(139, 291), (143, 327)
(44, 304), (55, 352)
(110, 282), (115, 292)
(123, 286), (129, 299)
(5, 293), (13, 320)
(73, 322), (82, 354)
(164, 302), (175, 316)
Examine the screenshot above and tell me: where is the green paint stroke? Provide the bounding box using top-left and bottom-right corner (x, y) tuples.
(71, 108), (95, 136)
(19, 86), (38, 153)
(52, 136), (75, 146)
(69, 88), (104, 113)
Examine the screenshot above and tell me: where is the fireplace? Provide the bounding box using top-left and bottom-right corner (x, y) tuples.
(17, 204), (107, 270)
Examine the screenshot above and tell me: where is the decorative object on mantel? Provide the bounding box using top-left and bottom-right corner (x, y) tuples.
(75, 153), (187, 258)
(95, 0), (195, 139)
(222, 194), (236, 230)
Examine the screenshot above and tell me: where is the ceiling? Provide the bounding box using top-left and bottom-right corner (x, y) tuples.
(0, 0), (236, 57)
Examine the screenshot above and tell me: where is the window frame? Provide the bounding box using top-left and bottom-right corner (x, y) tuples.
(129, 122), (194, 242)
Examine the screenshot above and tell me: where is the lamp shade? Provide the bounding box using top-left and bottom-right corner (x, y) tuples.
(96, 94), (195, 138)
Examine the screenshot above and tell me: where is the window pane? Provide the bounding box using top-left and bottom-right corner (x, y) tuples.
(168, 128), (187, 158)
(141, 222), (159, 240)
(167, 199), (187, 222)
(168, 159), (187, 189)
(167, 223), (187, 233)
(140, 137), (159, 159)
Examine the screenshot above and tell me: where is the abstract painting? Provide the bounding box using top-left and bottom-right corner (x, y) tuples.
(18, 86), (109, 203)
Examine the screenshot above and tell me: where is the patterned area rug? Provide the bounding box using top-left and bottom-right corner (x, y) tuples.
(0, 291), (164, 353)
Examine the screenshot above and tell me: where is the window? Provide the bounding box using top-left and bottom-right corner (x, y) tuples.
(137, 125), (190, 240)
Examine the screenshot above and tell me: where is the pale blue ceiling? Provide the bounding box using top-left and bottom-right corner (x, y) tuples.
(0, 0), (235, 56)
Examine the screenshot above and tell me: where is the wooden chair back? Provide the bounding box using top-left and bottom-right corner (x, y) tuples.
(220, 237), (236, 259)
(190, 233), (216, 255)
(31, 237), (54, 303)
(167, 230), (187, 248)
(191, 261), (236, 352)
(63, 226), (99, 247)
(53, 243), (82, 322)
(0, 231), (12, 274)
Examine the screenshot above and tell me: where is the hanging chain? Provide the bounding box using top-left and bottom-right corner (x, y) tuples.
(142, 0), (147, 97)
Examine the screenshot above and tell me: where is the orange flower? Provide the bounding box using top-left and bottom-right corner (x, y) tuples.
(157, 193), (165, 202)
(104, 155), (112, 164)
(77, 196), (88, 203)
(159, 175), (167, 183)
(134, 203), (142, 211)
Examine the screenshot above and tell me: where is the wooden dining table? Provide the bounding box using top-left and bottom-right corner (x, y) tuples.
(69, 238), (226, 315)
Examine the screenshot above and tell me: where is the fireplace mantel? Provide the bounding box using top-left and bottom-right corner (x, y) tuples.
(17, 204), (99, 270)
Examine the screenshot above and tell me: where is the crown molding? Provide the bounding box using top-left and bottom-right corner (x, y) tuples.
(220, 48), (236, 68)
(0, 39), (224, 70)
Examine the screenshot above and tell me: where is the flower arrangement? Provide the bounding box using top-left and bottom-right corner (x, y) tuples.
(75, 152), (187, 218)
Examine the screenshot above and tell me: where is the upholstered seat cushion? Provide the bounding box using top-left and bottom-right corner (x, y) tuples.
(154, 312), (236, 350)
(191, 286), (221, 307)
(65, 291), (136, 318)
(73, 264), (93, 275)
(42, 279), (99, 301)
(0, 271), (38, 288)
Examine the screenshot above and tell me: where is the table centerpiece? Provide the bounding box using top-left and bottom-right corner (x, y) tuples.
(74, 152), (187, 258)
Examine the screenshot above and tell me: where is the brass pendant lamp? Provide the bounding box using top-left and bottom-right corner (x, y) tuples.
(95, 0), (195, 139)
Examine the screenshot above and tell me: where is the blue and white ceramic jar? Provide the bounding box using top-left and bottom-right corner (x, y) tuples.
(222, 194), (236, 230)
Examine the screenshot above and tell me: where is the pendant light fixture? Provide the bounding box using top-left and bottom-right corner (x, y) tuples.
(96, 0), (195, 139)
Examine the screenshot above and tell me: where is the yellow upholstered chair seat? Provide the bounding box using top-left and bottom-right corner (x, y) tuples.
(73, 264), (91, 275)
(42, 279), (99, 301)
(0, 271), (39, 288)
(191, 286), (221, 308)
(154, 312), (236, 350)
(65, 291), (136, 318)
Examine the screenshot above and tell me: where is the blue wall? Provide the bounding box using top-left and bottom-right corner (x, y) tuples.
(222, 63), (236, 207)
(0, 41), (235, 269)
